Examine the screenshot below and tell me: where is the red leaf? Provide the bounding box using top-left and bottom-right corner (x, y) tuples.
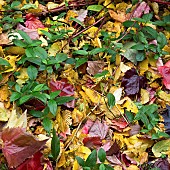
(158, 61), (170, 89)
(111, 117), (128, 132)
(1, 128), (48, 168)
(14, 151), (53, 170)
(89, 119), (109, 139)
(83, 137), (102, 148)
(25, 14), (45, 29)
(82, 119), (94, 134)
(50, 79), (74, 96)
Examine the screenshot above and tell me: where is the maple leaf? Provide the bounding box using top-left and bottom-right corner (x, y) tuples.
(25, 14), (45, 29)
(1, 128), (48, 168)
(158, 61), (170, 90)
(121, 68), (146, 97)
(89, 119), (109, 139)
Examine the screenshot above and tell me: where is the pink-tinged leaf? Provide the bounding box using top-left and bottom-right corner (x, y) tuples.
(87, 61), (105, 76)
(158, 61), (170, 90)
(1, 128), (48, 168)
(82, 119), (94, 134)
(111, 117), (128, 132)
(50, 79), (74, 96)
(133, 2), (150, 18)
(121, 154), (137, 167)
(25, 14), (45, 29)
(154, 158), (170, 169)
(129, 124), (141, 136)
(83, 137), (102, 148)
(89, 119), (109, 139)
(106, 142), (120, 156)
(17, 24), (39, 40)
(14, 151), (53, 170)
(106, 155), (122, 165)
(101, 141), (112, 152)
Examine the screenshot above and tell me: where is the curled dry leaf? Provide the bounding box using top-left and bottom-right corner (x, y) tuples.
(1, 128), (48, 168)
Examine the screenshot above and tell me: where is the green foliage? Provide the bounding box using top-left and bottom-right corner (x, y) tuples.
(76, 149), (114, 170)
(106, 93), (115, 109)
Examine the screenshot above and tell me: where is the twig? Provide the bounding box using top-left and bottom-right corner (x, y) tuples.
(148, 0), (170, 5)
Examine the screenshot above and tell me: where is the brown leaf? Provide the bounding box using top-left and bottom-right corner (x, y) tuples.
(89, 119), (109, 139)
(87, 61), (105, 76)
(1, 128), (48, 168)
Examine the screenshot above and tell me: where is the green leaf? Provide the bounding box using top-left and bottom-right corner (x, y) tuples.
(25, 48), (36, 58)
(75, 58), (88, 68)
(13, 39), (27, 47)
(17, 30), (32, 44)
(50, 91), (61, 100)
(70, 17), (85, 27)
(131, 44), (145, 50)
(85, 150), (97, 167)
(98, 148), (106, 163)
(33, 84), (45, 92)
(30, 110), (48, 118)
(33, 46), (48, 59)
(55, 53), (68, 63)
(32, 92), (48, 104)
(83, 167), (91, 170)
(26, 57), (42, 65)
(39, 30), (52, 40)
(125, 110), (134, 123)
(55, 96), (74, 105)
(136, 52), (145, 61)
(51, 128), (60, 160)
(106, 93), (115, 109)
(87, 5), (103, 12)
(10, 92), (21, 102)
(142, 13), (153, 22)
(123, 20), (135, 27)
(89, 48), (105, 55)
(11, 1), (20, 8)
(73, 50), (88, 55)
(43, 117), (52, 133)
(18, 95), (32, 105)
(76, 156), (85, 167)
(99, 164), (106, 170)
(21, 4), (36, 10)
(94, 70), (109, 78)
(104, 164), (114, 170)
(157, 32), (167, 48)
(0, 58), (10, 66)
(142, 26), (158, 39)
(48, 99), (57, 116)
(27, 65), (38, 80)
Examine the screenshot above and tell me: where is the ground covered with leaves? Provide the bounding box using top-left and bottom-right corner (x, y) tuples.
(0, 0), (170, 169)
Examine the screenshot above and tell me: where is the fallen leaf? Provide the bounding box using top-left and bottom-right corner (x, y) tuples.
(152, 139), (170, 157)
(1, 128), (48, 168)
(0, 102), (9, 121)
(111, 117), (128, 132)
(83, 137), (102, 148)
(153, 158), (170, 170)
(87, 61), (105, 76)
(25, 13), (45, 29)
(89, 119), (109, 139)
(121, 68), (147, 97)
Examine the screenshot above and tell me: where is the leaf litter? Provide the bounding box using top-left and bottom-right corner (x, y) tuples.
(0, 0), (170, 169)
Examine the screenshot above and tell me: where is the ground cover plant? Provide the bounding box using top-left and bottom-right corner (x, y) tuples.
(0, 0), (170, 169)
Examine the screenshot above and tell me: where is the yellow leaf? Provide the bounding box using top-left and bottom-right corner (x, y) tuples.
(4, 107), (27, 128)
(121, 97), (138, 114)
(157, 90), (170, 103)
(139, 152), (148, 164)
(120, 62), (131, 73)
(103, 0), (115, 9)
(57, 152), (66, 168)
(16, 68), (29, 86)
(126, 165), (140, 170)
(0, 102), (10, 121)
(109, 10), (127, 23)
(114, 66), (121, 83)
(48, 42), (62, 56)
(82, 86), (104, 104)
(139, 59), (148, 75)
(0, 85), (9, 102)
(151, 2), (159, 15)
(5, 46), (25, 55)
(83, 27), (98, 38)
(140, 89), (149, 104)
